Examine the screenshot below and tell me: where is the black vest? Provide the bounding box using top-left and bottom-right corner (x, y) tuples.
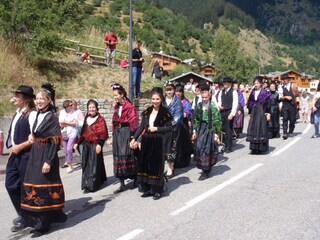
(6, 112), (31, 148)
(221, 89), (233, 110)
(282, 85), (295, 107)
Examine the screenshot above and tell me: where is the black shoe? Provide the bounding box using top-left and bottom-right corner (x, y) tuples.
(30, 230), (48, 238)
(12, 216), (22, 225)
(113, 185), (127, 194)
(198, 172), (209, 181)
(282, 134), (288, 140)
(83, 189), (90, 194)
(54, 212), (68, 223)
(141, 192), (152, 198)
(225, 149), (232, 153)
(11, 222), (26, 232)
(153, 193), (161, 200)
(289, 133), (294, 138)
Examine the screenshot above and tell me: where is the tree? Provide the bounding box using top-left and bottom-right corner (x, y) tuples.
(0, 0), (86, 61)
(212, 27), (257, 82)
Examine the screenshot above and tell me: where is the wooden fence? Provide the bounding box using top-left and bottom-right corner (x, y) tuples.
(64, 39), (129, 64)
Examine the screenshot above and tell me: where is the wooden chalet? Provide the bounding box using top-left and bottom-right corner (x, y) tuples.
(150, 52), (181, 72)
(199, 64), (216, 78)
(168, 71), (213, 85)
(265, 70), (313, 90)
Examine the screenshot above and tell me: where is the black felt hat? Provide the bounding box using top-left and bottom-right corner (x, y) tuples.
(12, 85), (35, 98)
(222, 77), (234, 83)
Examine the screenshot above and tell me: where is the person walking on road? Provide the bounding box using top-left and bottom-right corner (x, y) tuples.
(130, 87), (173, 200)
(110, 83), (139, 193)
(279, 74), (299, 139)
(21, 84), (67, 238)
(5, 85), (36, 233)
(192, 85), (222, 180)
(246, 76), (271, 154)
(74, 99), (108, 193)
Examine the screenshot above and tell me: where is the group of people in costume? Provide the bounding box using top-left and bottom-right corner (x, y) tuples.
(5, 73), (318, 237)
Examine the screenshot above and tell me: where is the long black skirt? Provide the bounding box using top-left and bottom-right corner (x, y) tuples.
(81, 140), (107, 192)
(194, 122), (218, 171)
(246, 104), (269, 153)
(138, 132), (165, 193)
(174, 123), (193, 168)
(268, 105), (280, 138)
(112, 126), (137, 179)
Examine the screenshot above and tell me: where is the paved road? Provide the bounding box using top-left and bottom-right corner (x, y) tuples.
(1, 120), (319, 240)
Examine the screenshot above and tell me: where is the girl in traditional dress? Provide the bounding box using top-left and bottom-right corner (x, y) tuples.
(74, 99), (108, 193)
(246, 76), (271, 154)
(162, 83), (183, 178)
(174, 84), (194, 168)
(21, 84), (67, 238)
(192, 85), (222, 181)
(110, 83), (138, 193)
(268, 83), (281, 138)
(130, 87), (173, 200)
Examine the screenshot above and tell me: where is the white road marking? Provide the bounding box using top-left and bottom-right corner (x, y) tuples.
(271, 137), (301, 157)
(170, 163), (263, 216)
(116, 229), (144, 240)
(302, 123), (312, 135)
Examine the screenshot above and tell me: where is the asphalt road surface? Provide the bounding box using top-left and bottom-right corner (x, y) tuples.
(1, 120), (319, 240)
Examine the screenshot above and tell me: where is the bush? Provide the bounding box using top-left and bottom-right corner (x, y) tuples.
(92, 0), (102, 7)
(84, 4), (95, 15)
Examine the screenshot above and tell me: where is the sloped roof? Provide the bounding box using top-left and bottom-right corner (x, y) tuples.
(168, 71), (213, 84)
(150, 52), (181, 62)
(265, 70), (301, 78)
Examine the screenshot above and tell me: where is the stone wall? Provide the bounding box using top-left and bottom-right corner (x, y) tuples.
(0, 98), (151, 154)
(56, 98), (151, 135)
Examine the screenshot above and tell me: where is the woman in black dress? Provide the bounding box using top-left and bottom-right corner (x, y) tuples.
(111, 83), (138, 193)
(21, 84), (67, 238)
(246, 76), (271, 154)
(74, 99), (108, 193)
(130, 87), (173, 200)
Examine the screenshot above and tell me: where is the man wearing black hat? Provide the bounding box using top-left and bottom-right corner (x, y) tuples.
(279, 74), (299, 139)
(217, 77), (238, 153)
(5, 85), (36, 232)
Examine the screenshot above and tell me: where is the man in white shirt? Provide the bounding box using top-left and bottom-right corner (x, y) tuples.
(217, 77), (238, 153)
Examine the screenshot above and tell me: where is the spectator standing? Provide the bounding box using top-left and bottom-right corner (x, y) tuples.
(311, 83), (320, 138)
(300, 91), (310, 123)
(59, 100), (79, 173)
(104, 29), (118, 68)
(131, 40), (144, 99)
(5, 86), (36, 233)
(151, 60), (163, 80)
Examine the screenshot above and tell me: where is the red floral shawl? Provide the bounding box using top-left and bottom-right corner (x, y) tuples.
(112, 100), (138, 132)
(79, 114), (108, 144)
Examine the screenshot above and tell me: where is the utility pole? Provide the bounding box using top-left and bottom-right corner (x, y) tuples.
(129, 0), (133, 100)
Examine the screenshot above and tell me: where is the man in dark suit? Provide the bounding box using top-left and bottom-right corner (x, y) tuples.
(217, 77), (238, 153)
(5, 86), (36, 232)
(279, 74), (299, 139)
